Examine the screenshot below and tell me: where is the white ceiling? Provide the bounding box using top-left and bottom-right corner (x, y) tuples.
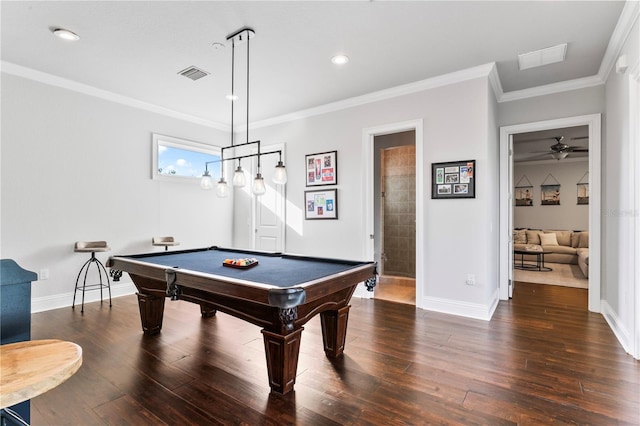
(1, 1), (627, 127)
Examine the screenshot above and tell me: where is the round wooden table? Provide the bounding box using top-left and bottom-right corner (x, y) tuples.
(0, 339), (82, 410)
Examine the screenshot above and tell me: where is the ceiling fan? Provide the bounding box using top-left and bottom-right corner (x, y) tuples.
(520, 136), (589, 161)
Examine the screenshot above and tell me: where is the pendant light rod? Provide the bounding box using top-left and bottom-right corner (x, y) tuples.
(230, 36), (235, 147)
(246, 28), (250, 145)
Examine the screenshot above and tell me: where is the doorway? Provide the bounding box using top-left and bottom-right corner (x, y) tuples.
(499, 114), (601, 312)
(511, 126), (589, 294)
(373, 132), (416, 305)
(361, 119), (424, 307)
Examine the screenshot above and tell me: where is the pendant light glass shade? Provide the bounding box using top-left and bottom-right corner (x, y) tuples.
(216, 178), (229, 198)
(252, 173), (266, 195)
(233, 165), (246, 187)
(200, 171), (213, 190)
(272, 161), (288, 185)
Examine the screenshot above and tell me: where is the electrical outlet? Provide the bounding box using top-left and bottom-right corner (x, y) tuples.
(466, 274), (475, 286)
(39, 269), (50, 280)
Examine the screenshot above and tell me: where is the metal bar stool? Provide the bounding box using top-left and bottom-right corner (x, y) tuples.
(72, 241), (112, 313)
(152, 236), (180, 251)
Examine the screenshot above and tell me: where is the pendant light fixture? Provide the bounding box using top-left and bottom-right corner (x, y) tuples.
(200, 27), (287, 197)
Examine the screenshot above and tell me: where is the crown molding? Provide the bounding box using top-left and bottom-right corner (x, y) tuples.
(498, 74), (604, 103)
(0, 61), (229, 132)
(249, 62), (497, 130)
(598, 0), (640, 83)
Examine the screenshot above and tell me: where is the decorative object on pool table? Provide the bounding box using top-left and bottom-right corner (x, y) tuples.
(540, 173), (561, 205)
(222, 258), (259, 269)
(431, 160), (475, 199)
(304, 189), (338, 219)
(198, 27), (287, 198)
(305, 151), (337, 186)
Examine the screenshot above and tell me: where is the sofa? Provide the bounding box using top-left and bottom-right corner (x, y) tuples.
(513, 229), (589, 277)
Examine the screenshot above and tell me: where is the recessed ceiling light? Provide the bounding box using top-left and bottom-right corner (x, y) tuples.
(51, 28), (80, 41)
(226, 94), (238, 101)
(331, 55), (349, 65)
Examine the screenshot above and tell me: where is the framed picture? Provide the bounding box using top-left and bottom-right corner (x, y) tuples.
(305, 151), (337, 186)
(541, 184), (561, 205)
(515, 186), (533, 206)
(305, 189), (338, 220)
(432, 160), (475, 199)
(577, 183), (589, 205)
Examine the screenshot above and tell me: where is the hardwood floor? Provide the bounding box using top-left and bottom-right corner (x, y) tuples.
(375, 275), (416, 305)
(30, 282), (639, 425)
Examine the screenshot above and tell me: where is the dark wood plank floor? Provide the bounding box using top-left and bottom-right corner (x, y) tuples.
(30, 282), (639, 425)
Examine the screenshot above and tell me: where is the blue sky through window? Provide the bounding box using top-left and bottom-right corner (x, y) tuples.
(157, 144), (221, 178)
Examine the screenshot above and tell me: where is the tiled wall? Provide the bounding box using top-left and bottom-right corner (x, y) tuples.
(381, 145), (416, 277)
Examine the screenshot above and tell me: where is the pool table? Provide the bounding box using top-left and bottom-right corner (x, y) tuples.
(107, 246), (377, 394)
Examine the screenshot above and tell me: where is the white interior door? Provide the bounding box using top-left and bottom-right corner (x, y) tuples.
(252, 143), (285, 252)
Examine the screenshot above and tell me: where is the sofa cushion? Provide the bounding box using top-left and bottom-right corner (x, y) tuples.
(578, 231), (589, 248)
(513, 229), (527, 244)
(571, 232), (580, 248)
(544, 245), (577, 255)
(540, 232), (559, 246)
(546, 230), (572, 246)
(526, 230), (542, 245)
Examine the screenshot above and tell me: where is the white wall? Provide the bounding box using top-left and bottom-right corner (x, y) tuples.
(513, 159), (589, 230)
(602, 15), (639, 354)
(235, 76), (499, 318)
(1, 74), (234, 311)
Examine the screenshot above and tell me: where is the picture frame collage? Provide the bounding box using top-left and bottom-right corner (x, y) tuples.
(432, 160), (476, 199)
(305, 151), (338, 219)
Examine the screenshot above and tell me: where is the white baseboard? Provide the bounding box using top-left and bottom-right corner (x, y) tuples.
(600, 299), (633, 356)
(422, 292), (499, 321)
(31, 281), (137, 313)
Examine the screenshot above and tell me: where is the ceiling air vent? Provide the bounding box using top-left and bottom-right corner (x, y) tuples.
(178, 66), (209, 81)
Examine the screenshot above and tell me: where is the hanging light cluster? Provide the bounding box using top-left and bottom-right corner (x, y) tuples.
(200, 27), (287, 197)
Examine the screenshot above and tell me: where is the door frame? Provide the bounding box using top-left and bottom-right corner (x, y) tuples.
(362, 119), (424, 308)
(499, 114), (601, 312)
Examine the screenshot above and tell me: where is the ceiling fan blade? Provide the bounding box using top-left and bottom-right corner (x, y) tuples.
(571, 136), (589, 141)
(569, 147), (589, 152)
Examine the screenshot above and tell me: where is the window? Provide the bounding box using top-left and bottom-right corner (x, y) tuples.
(152, 134), (221, 182)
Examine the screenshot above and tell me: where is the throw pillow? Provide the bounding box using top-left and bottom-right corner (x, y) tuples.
(526, 230), (541, 245)
(513, 229), (527, 244)
(540, 232), (559, 246)
(578, 231), (589, 248)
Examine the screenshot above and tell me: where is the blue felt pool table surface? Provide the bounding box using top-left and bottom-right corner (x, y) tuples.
(120, 247), (368, 288)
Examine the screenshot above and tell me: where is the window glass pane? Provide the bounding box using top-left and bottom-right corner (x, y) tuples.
(157, 144), (220, 177)
(152, 134), (221, 181)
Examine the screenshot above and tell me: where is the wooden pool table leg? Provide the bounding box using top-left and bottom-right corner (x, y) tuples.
(136, 292), (165, 335)
(320, 305), (350, 357)
(261, 328), (303, 395)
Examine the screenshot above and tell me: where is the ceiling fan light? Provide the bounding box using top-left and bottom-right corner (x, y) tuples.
(551, 151), (569, 160)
